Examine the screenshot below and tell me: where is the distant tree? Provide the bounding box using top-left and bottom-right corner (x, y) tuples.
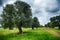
(40, 25), (44, 27)
(32, 17), (40, 29)
(50, 15), (60, 29)
(45, 22), (52, 28)
(1, 1), (32, 34)
(45, 24), (47, 27)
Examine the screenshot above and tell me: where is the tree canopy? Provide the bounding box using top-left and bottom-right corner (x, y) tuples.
(50, 15), (60, 29)
(32, 17), (40, 29)
(1, 1), (32, 33)
(45, 15), (60, 29)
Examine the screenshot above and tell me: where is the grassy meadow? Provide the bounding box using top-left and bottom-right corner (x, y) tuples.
(50, 28), (60, 33)
(0, 28), (60, 40)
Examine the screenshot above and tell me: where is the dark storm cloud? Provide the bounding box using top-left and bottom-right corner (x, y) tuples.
(46, 7), (59, 13)
(42, 0), (60, 13)
(0, 0), (2, 6)
(57, 0), (60, 10)
(57, 0), (60, 4)
(0, 0), (17, 6)
(0, 0), (8, 6)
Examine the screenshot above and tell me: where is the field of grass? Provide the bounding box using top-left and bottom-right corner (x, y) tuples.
(54, 29), (60, 33)
(0, 28), (60, 40)
(50, 28), (60, 33)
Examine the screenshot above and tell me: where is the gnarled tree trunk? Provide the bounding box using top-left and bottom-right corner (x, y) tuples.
(59, 26), (60, 29)
(17, 21), (23, 34)
(18, 26), (22, 34)
(32, 27), (34, 30)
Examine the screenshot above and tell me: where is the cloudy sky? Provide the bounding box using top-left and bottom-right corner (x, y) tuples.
(0, 0), (60, 25)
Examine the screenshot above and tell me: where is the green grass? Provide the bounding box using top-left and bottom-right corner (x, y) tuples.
(0, 28), (60, 40)
(50, 28), (60, 33)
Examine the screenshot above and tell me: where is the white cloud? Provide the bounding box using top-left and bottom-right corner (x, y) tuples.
(3, 0), (16, 7)
(0, 7), (3, 14)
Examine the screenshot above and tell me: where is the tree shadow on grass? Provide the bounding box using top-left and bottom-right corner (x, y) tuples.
(0, 33), (19, 40)
(0, 35), (5, 40)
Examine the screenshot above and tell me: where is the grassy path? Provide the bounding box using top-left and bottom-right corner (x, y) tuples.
(44, 28), (60, 37)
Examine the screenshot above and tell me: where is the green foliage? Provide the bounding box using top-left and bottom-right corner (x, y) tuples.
(1, 1), (32, 33)
(1, 4), (15, 29)
(50, 15), (60, 29)
(1, 1), (32, 29)
(32, 17), (40, 28)
(45, 15), (60, 29)
(45, 22), (52, 27)
(14, 1), (32, 28)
